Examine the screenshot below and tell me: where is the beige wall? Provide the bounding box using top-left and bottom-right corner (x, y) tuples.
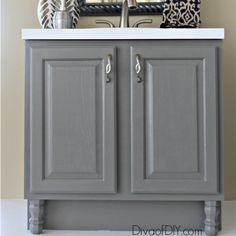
(1, 0), (236, 199)
(201, 0), (236, 200)
(1, 0), (38, 198)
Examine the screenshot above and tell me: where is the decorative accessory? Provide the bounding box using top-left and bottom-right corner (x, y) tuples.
(53, 0), (72, 28)
(161, 0), (201, 28)
(37, 0), (81, 29)
(79, 2), (164, 17)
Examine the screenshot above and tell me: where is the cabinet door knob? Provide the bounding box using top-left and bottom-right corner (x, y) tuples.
(106, 54), (112, 83)
(135, 54), (142, 83)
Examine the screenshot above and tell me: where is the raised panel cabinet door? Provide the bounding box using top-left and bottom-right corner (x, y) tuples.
(131, 45), (219, 194)
(27, 43), (116, 194)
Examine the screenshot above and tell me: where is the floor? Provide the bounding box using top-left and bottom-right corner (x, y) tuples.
(1, 200), (236, 236)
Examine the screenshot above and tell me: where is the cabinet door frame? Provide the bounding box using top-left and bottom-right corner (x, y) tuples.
(25, 42), (117, 194)
(131, 45), (219, 194)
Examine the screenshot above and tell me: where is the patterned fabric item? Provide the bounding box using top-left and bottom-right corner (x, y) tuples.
(161, 0), (201, 28)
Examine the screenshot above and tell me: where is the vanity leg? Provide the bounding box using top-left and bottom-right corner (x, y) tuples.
(204, 201), (221, 236)
(29, 200), (44, 234)
(218, 201), (222, 231)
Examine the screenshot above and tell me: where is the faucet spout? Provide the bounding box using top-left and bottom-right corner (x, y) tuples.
(119, 0), (138, 28)
(119, 0), (129, 28)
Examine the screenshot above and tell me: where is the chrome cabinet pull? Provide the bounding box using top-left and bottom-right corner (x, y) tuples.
(106, 54), (112, 83)
(135, 54), (142, 83)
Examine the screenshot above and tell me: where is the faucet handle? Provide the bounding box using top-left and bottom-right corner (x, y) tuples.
(95, 19), (115, 28)
(132, 19), (153, 28)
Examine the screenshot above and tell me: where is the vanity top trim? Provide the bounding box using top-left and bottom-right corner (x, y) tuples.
(22, 28), (225, 40)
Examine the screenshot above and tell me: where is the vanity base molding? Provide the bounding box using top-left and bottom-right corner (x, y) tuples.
(28, 200), (222, 236)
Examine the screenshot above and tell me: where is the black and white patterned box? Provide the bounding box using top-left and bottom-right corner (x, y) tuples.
(161, 0), (201, 28)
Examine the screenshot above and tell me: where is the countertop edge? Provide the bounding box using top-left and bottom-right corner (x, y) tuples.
(22, 28), (225, 40)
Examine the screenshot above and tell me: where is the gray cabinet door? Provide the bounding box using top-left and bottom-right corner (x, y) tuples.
(131, 45), (219, 194)
(28, 44), (116, 194)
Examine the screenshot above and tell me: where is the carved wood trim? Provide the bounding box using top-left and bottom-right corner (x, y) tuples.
(204, 201), (221, 236)
(29, 200), (45, 234)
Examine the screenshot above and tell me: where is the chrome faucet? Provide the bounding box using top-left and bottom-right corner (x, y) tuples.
(119, 0), (138, 28)
(95, 0), (153, 28)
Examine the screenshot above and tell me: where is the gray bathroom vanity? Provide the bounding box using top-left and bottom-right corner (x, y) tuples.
(22, 28), (224, 236)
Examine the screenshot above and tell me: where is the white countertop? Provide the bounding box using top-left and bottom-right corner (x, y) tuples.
(22, 28), (225, 40)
